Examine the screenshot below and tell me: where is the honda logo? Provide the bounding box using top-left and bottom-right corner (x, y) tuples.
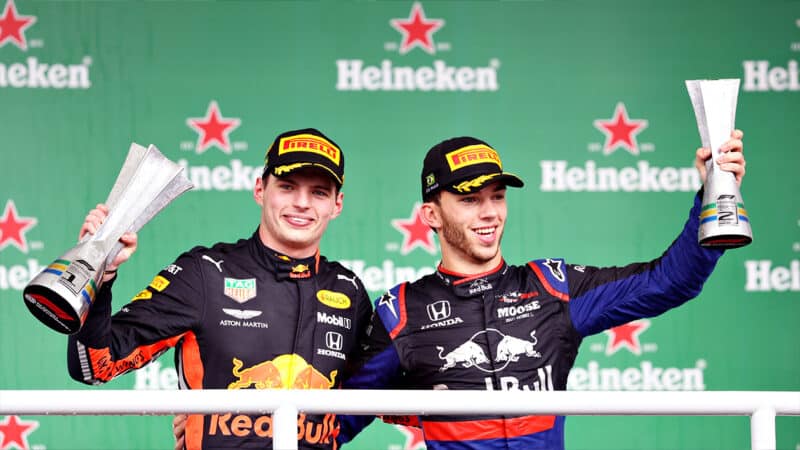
(326, 331), (343, 351)
(427, 300), (451, 321)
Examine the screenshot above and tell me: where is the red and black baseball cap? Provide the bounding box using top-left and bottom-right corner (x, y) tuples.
(263, 128), (345, 188)
(421, 136), (524, 201)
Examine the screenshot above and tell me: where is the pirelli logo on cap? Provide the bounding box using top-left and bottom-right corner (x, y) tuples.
(279, 134), (341, 166)
(446, 144), (502, 172)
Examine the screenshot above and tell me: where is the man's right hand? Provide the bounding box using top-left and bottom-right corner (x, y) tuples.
(173, 414), (187, 450)
(79, 203), (138, 282)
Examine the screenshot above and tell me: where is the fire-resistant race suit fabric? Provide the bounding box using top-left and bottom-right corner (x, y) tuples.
(67, 232), (372, 450)
(338, 193), (724, 450)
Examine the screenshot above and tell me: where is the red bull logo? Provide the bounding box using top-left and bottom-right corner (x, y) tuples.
(436, 328), (541, 373)
(222, 355), (339, 444)
(228, 354), (337, 390)
(208, 412), (338, 444)
(290, 263), (311, 279)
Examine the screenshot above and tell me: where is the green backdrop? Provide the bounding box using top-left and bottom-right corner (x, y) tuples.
(0, 1), (798, 449)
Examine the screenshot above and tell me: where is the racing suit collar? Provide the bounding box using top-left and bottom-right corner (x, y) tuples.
(436, 260), (508, 298)
(250, 232), (320, 280)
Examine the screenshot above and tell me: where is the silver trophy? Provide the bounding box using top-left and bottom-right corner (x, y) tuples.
(686, 79), (752, 248)
(22, 143), (194, 334)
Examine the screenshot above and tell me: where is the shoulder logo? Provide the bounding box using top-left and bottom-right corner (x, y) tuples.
(377, 290), (398, 318)
(149, 275), (170, 292)
(132, 289), (152, 302)
(202, 254), (224, 272)
(224, 277), (256, 303)
(316, 290), (351, 309)
(337, 273), (359, 290)
(544, 258), (565, 282)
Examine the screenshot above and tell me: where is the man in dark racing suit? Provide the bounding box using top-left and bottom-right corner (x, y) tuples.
(66, 128), (373, 450)
(338, 132), (746, 450)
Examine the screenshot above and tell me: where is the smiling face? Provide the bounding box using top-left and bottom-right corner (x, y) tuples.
(253, 168), (343, 258)
(422, 181), (507, 274)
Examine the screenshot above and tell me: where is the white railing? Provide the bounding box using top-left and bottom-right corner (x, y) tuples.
(1, 390), (798, 450)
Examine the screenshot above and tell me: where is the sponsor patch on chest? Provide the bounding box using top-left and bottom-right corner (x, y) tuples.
(224, 277), (256, 303)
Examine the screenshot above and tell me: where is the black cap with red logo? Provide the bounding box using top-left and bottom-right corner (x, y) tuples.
(421, 136), (524, 201)
(263, 128), (345, 188)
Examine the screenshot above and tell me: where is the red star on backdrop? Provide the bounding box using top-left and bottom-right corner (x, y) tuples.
(186, 100), (241, 155)
(604, 319), (650, 356)
(0, 0), (36, 50)
(396, 424), (426, 450)
(0, 200), (37, 253)
(0, 415), (38, 450)
(593, 103), (648, 156)
(390, 2), (444, 55)
(392, 203), (437, 255)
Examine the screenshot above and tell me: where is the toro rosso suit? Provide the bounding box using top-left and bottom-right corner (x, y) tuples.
(67, 232), (372, 450)
(340, 194), (724, 450)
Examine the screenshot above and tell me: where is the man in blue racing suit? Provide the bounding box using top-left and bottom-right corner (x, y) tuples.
(338, 131), (746, 450)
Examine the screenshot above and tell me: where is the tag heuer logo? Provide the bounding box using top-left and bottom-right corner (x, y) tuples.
(224, 277), (256, 303)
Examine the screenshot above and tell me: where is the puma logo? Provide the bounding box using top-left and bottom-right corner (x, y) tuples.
(337, 274), (358, 290)
(202, 255), (224, 273)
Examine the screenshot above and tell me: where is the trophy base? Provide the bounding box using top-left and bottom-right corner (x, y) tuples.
(699, 234), (752, 249)
(23, 284), (83, 335)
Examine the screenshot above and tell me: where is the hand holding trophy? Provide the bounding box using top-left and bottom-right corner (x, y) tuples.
(22, 143), (194, 334)
(686, 79), (752, 248)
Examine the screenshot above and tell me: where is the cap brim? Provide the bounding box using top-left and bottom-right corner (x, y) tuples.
(445, 171), (525, 194)
(270, 162), (344, 187)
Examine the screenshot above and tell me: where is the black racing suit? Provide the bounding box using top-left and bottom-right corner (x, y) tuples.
(67, 231), (372, 450)
(339, 193), (724, 450)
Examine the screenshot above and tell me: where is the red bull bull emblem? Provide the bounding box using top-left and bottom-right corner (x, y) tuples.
(436, 328), (541, 373)
(290, 263), (311, 279)
(222, 354), (339, 444)
(228, 354), (337, 390)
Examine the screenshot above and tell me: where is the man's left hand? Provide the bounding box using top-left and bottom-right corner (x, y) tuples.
(695, 129), (745, 186)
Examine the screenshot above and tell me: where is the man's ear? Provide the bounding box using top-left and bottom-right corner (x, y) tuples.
(331, 191), (344, 219)
(253, 176), (265, 205)
(420, 202), (441, 231)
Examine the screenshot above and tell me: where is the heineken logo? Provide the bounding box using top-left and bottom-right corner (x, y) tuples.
(224, 277), (256, 303)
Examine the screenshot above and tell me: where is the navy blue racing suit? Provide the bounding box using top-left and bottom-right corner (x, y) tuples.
(339, 193), (724, 450)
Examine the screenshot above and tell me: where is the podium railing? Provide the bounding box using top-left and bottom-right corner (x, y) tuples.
(1, 390), (798, 450)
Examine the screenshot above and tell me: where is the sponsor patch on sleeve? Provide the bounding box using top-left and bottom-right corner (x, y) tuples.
(132, 289), (152, 302)
(149, 275), (170, 292)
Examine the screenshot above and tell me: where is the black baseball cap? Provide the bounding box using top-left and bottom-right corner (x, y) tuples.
(421, 136), (524, 201)
(263, 128), (344, 188)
